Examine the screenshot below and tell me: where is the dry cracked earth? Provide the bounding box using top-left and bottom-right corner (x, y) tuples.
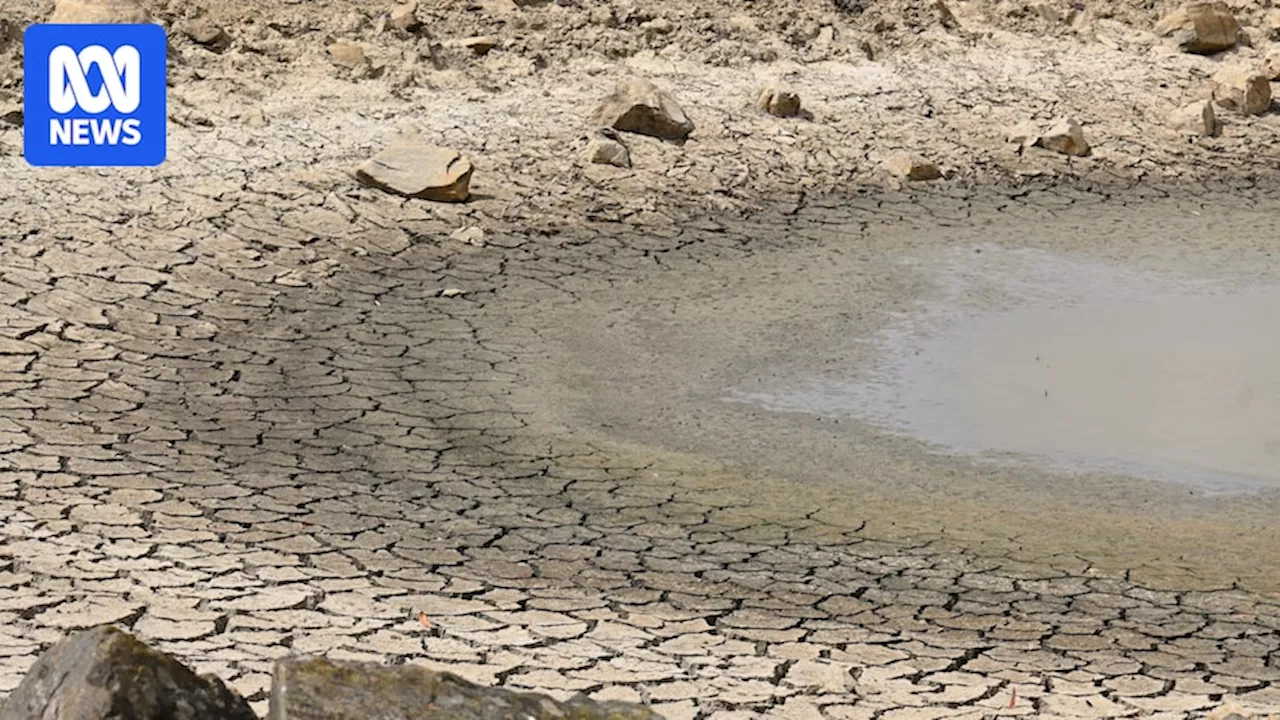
(1, 121), (1280, 719)
(3, 1), (1280, 717)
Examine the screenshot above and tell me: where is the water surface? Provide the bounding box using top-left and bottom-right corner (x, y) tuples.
(735, 246), (1280, 491)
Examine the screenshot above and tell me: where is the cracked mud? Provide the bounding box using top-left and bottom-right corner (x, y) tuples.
(1, 109), (1280, 720)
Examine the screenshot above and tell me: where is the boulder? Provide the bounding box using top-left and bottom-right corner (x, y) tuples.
(591, 76), (695, 141)
(1005, 120), (1043, 150)
(757, 79), (802, 118)
(1155, 1), (1239, 54)
(328, 42), (370, 69)
(1170, 100), (1220, 136)
(49, 0), (150, 23)
(1035, 118), (1090, 156)
(182, 17), (231, 51)
(389, 1), (420, 31)
(584, 130), (631, 168)
(450, 226), (486, 246)
(458, 36), (499, 55)
(1212, 66), (1271, 115)
(0, 626), (255, 720)
(356, 138), (473, 202)
(883, 152), (942, 181)
(267, 657), (662, 720)
(1260, 47), (1280, 80)
(0, 103), (20, 127)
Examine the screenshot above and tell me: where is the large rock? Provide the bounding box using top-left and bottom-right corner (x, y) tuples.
(356, 138), (473, 201)
(0, 626), (255, 720)
(268, 657), (662, 720)
(49, 0), (150, 23)
(1155, 1), (1239, 54)
(1261, 47), (1280, 80)
(584, 129), (631, 168)
(883, 152), (941, 181)
(328, 42), (369, 70)
(1170, 99), (1220, 136)
(1213, 66), (1272, 115)
(590, 76), (695, 141)
(757, 79), (802, 118)
(1035, 118), (1090, 156)
(181, 17), (231, 51)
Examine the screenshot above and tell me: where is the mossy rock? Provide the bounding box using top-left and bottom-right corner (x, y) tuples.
(269, 657), (665, 720)
(0, 625), (255, 720)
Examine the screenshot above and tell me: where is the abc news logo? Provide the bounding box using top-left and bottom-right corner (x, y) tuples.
(24, 24), (166, 167)
(48, 44), (144, 146)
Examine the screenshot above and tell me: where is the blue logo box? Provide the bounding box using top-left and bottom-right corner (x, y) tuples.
(24, 24), (167, 167)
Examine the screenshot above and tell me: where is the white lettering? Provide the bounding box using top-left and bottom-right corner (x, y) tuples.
(121, 119), (142, 146)
(50, 118), (72, 144)
(90, 118), (122, 144)
(72, 118), (91, 144)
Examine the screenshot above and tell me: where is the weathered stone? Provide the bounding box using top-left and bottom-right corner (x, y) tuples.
(1035, 118), (1090, 156)
(1261, 47), (1280, 80)
(450, 226), (487, 246)
(328, 42), (369, 69)
(356, 138), (473, 202)
(1170, 100), (1220, 136)
(389, 2), (420, 31)
(0, 103), (20, 127)
(49, 0), (150, 23)
(757, 80), (802, 118)
(267, 657), (662, 720)
(0, 626), (255, 720)
(1213, 66), (1272, 115)
(1155, 1), (1239, 54)
(1005, 120), (1042, 150)
(584, 130), (631, 168)
(457, 36), (499, 55)
(182, 17), (231, 51)
(591, 76), (695, 141)
(883, 152), (942, 181)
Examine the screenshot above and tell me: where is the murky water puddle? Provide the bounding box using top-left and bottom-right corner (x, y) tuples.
(733, 245), (1280, 491)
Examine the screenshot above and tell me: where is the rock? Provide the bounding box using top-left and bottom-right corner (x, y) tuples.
(267, 657), (662, 720)
(439, 288), (466, 298)
(389, 2), (420, 31)
(459, 36), (499, 55)
(590, 76), (695, 141)
(328, 42), (369, 69)
(1035, 118), (1090, 156)
(935, 0), (959, 28)
(757, 79), (802, 118)
(1170, 100), (1220, 136)
(356, 138), (473, 202)
(1006, 121), (1043, 150)
(0, 103), (20, 127)
(450, 226), (486, 246)
(0, 626), (255, 720)
(182, 17), (231, 51)
(1155, 1), (1239, 54)
(883, 152), (942, 181)
(1260, 47), (1280, 80)
(1212, 66), (1271, 115)
(584, 130), (631, 168)
(1264, 9), (1280, 40)
(49, 0), (150, 23)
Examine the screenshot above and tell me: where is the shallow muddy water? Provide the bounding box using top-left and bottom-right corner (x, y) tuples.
(520, 192), (1280, 588)
(734, 246), (1280, 492)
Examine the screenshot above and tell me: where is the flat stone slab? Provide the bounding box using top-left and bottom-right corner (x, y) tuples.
(355, 139), (473, 202)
